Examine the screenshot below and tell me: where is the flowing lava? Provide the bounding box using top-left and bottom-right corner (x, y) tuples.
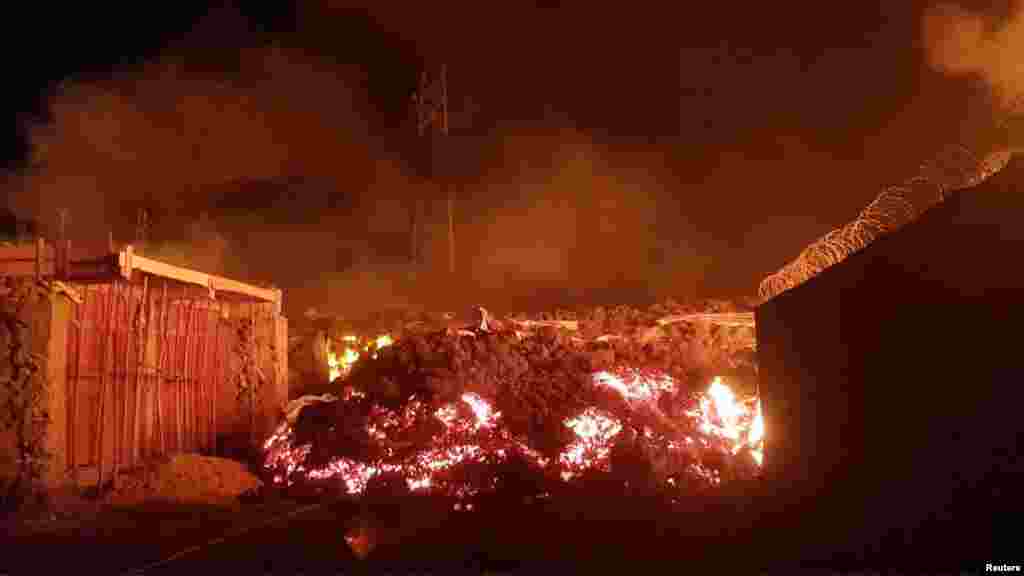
(559, 407), (623, 481)
(265, 367), (764, 500)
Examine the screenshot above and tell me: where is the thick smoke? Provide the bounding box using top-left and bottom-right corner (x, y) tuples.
(5, 7), (732, 319)
(11, 40), (375, 273)
(923, 1), (1024, 108)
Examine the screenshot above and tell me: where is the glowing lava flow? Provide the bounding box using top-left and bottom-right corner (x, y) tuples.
(559, 408), (624, 481)
(593, 370), (676, 401)
(265, 370), (764, 497)
(266, 391), (545, 496)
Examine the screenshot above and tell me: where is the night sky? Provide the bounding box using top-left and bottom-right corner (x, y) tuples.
(1, 1), (1017, 318)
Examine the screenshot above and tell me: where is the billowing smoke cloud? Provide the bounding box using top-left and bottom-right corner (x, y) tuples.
(5, 8), (719, 318)
(13, 42), (372, 237)
(923, 1), (1024, 108)
(457, 129), (687, 306)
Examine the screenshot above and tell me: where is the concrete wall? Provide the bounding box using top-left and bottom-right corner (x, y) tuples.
(756, 157), (1024, 564)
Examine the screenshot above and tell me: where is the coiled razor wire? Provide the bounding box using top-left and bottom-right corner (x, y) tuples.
(758, 141), (1014, 302)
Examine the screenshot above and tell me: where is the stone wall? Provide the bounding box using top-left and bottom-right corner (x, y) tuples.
(0, 289), (70, 490)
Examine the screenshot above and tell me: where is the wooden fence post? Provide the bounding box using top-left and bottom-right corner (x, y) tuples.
(34, 236), (43, 281)
(211, 301), (222, 453)
(94, 284), (112, 493)
(132, 276), (148, 466)
(156, 281), (169, 455)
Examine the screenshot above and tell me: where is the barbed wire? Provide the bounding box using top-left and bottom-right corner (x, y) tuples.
(758, 129), (1015, 302)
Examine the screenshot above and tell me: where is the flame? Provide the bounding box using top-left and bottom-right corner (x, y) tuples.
(327, 334), (395, 381)
(328, 346), (360, 381)
(701, 378), (743, 442)
(696, 376), (764, 462)
(749, 401), (765, 466)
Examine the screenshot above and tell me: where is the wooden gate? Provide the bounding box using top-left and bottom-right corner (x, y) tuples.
(64, 279), (234, 487)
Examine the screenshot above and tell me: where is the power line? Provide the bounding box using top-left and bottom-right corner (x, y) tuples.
(411, 64), (456, 274)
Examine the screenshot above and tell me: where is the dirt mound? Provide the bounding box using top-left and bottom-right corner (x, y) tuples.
(110, 455), (262, 507)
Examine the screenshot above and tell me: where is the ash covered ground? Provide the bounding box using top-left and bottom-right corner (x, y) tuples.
(268, 300), (762, 508)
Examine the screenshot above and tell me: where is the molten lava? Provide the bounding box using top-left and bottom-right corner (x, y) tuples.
(559, 407), (624, 481)
(593, 370), (676, 401)
(264, 370), (764, 499)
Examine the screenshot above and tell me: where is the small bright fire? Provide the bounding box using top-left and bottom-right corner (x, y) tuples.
(265, 369), (764, 498)
(694, 377), (764, 465)
(328, 334), (395, 382)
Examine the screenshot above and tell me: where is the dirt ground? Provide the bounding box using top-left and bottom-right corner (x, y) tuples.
(108, 454), (263, 507)
(2, 455), (265, 540)
(2, 497), (312, 574)
(1, 455), (304, 574)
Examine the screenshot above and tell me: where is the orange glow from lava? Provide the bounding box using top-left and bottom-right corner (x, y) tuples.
(461, 392), (499, 429)
(328, 346), (359, 381)
(328, 334), (395, 381)
(345, 525), (374, 559)
(374, 334), (394, 350)
(264, 370), (764, 496)
(592, 370), (676, 401)
(696, 376), (764, 463)
(559, 407), (624, 481)
(749, 401), (765, 466)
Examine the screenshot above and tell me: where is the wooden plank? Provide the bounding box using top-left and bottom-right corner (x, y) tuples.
(175, 289), (185, 452)
(94, 281), (112, 492)
(132, 276), (148, 465)
(0, 261), (56, 277)
(67, 287), (82, 481)
(112, 281), (123, 488)
(183, 295), (195, 452)
(156, 281), (169, 455)
(200, 308), (211, 452)
(196, 305), (207, 452)
(123, 250), (279, 305)
(142, 290), (155, 461)
(35, 237), (42, 280)
(212, 301), (222, 452)
(0, 244), (56, 261)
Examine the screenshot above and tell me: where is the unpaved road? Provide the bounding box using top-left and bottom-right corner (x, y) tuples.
(1, 499), (317, 575)
(73, 495), (780, 575)
(3, 492), (991, 574)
